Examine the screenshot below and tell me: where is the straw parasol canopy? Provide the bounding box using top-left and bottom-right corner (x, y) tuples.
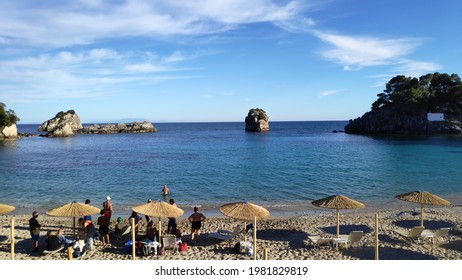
(220, 201), (270, 260)
(0, 204), (15, 215)
(46, 201), (101, 217)
(219, 201), (270, 221)
(132, 200), (184, 218)
(312, 194), (365, 237)
(46, 201), (101, 237)
(395, 190), (451, 227)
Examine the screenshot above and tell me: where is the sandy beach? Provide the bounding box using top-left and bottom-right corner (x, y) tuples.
(1, 205), (462, 261)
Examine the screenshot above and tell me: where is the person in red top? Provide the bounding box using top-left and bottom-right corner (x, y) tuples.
(97, 209), (111, 245)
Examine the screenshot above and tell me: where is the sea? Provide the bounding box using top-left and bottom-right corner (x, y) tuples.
(2, 121), (462, 218)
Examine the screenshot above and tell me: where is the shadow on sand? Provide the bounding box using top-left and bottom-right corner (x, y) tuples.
(342, 246), (439, 260)
(393, 219), (453, 230)
(319, 224), (372, 235)
(257, 229), (308, 250)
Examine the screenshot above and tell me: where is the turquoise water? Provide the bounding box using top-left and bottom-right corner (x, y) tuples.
(1, 121), (462, 216)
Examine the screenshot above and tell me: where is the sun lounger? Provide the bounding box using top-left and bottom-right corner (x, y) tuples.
(421, 228), (450, 245)
(112, 225), (132, 241)
(396, 226), (425, 243)
(308, 235), (332, 248)
(43, 246), (65, 254)
(208, 226), (240, 241)
(333, 231), (364, 249)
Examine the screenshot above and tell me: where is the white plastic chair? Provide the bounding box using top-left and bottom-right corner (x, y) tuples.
(208, 226), (240, 241)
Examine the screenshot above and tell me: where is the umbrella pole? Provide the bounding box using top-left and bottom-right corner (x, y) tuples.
(375, 213), (379, 260)
(158, 220), (162, 243)
(73, 217), (76, 239)
(131, 218), (136, 260)
(253, 216), (257, 260)
(420, 203), (424, 227)
(10, 218), (14, 260)
(336, 209), (340, 238)
(244, 222), (247, 242)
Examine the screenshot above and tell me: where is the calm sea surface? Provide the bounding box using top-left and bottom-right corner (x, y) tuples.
(2, 121), (462, 217)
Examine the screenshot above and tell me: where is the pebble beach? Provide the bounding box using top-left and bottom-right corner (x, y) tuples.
(2, 205), (462, 261)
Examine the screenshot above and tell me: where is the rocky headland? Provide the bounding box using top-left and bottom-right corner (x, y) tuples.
(345, 73), (462, 135)
(245, 108), (269, 132)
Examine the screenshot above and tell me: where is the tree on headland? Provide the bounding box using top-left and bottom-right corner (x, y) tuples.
(345, 72), (462, 134)
(370, 73), (462, 118)
(0, 103), (20, 127)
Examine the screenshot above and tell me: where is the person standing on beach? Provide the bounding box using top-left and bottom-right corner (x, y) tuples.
(29, 211), (41, 252)
(103, 196), (113, 218)
(162, 184), (170, 201)
(97, 209), (110, 245)
(167, 199), (178, 234)
(83, 199), (92, 221)
(188, 206), (206, 243)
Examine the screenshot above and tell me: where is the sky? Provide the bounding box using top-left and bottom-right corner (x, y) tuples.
(1, 0), (461, 124)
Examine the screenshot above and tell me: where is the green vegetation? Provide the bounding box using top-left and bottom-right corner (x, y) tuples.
(55, 109), (76, 119)
(249, 108), (269, 122)
(371, 73), (462, 119)
(0, 103), (20, 127)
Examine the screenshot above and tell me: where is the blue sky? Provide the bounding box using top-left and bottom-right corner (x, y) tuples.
(1, 0), (461, 123)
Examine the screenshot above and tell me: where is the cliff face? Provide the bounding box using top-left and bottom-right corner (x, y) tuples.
(344, 108), (462, 135)
(245, 108), (270, 132)
(0, 124), (18, 138)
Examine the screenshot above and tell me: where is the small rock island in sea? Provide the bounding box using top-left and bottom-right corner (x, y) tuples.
(345, 72), (462, 135)
(38, 110), (157, 137)
(0, 103), (19, 139)
(245, 108), (269, 132)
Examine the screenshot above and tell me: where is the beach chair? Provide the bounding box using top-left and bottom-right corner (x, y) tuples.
(208, 226), (240, 241)
(396, 226), (425, 243)
(334, 231), (364, 249)
(161, 234), (178, 252)
(43, 246), (65, 255)
(112, 225), (132, 241)
(422, 228), (450, 245)
(308, 235), (332, 249)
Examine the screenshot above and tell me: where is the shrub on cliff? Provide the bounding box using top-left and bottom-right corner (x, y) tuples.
(0, 103), (20, 127)
(248, 108), (268, 122)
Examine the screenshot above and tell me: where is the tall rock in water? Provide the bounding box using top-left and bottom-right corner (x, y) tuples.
(38, 110), (83, 137)
(245, 108), (270, 132)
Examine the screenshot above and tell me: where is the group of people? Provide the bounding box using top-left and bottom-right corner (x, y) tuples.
(28, 184), (209, 253)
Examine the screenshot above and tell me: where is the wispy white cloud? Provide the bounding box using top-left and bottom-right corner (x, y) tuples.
(318, 88), (347, 98)
(0, 0), (305, 48)
(0, 49), (196, 102)
(313, 31), (423, 70)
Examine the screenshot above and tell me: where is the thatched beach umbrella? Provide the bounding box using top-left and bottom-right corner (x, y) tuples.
(132, 200), (184, 218)
(312, 194), (365, 237)
(46, 201), (101, 237)
(0, 203), (15, 215)
(395, 190), (450, 227)
(132, 200), (184, 242)
(220, 201), (270, 260)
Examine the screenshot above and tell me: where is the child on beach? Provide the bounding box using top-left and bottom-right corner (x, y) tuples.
(29, 211), (41, 252)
